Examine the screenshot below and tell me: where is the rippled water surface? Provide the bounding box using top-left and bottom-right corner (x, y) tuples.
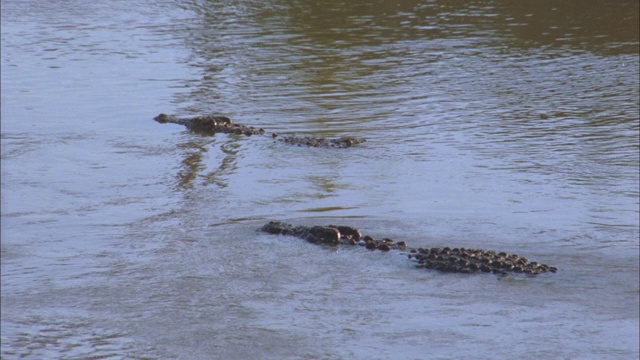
(2, 0), (639, 359)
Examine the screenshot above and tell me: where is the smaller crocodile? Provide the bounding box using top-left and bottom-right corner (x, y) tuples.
(154, 113), (365, 148)
(261, 221), (558, 276)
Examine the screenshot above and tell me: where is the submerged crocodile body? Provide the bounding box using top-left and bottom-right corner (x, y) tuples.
(261, 221), (558, 276)
(154, 113), (365, 148)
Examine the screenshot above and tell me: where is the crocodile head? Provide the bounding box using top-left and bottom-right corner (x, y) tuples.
(154, 113), (174, 123)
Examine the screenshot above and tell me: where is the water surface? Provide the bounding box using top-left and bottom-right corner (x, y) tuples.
(2, 0), (638, 359)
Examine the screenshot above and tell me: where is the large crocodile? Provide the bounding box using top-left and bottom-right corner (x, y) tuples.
(261, 221), (558, 275)
(154, 113), (365, 148)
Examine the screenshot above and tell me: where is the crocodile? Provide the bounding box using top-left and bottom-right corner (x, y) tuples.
(260, 221), (558, 275)
(154, 113), (365, 148)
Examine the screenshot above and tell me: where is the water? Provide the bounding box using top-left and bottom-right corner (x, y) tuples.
(2, 0), (638, 359)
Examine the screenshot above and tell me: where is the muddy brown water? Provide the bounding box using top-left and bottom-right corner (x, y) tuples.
(2, 0), (638, 359)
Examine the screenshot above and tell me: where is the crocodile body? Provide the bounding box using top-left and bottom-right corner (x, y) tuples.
(154, 113), (265, 136)
(261, 221), (557, 276)
(154, 113), (365, 148)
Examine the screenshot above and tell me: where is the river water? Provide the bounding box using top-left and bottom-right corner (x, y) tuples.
(1, 1), (638, 359)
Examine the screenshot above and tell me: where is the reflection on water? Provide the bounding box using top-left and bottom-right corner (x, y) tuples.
(175, 0), (638, 119)
(174, 140), (243, 190)
(176, 141), (210, 189)
(172, 0), (638, 236)
(2, 0), (638, 359)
